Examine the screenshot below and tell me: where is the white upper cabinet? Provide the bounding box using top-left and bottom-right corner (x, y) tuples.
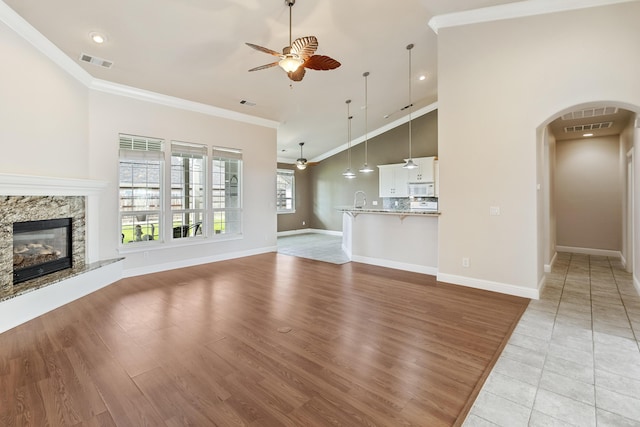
(406, 156), (435, 183)
(378, 164), (409, 197)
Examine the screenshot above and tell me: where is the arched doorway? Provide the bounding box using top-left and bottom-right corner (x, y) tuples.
(537, 102), (640, 281)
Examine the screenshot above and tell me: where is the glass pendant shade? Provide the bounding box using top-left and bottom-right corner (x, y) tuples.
(296, 142), (307, 169)
(403, 158), (417, 169)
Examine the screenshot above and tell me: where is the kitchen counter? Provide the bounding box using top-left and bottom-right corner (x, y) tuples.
(340, 208), (438, 275)
(337, 206), (440, 217)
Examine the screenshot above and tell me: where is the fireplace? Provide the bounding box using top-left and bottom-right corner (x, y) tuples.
(13, 218), (73, 284)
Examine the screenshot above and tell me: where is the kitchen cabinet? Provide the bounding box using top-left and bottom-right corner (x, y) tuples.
(407, 156), (435, 183)
(378, 164), (408, 197)
(434, 159), (439, 197)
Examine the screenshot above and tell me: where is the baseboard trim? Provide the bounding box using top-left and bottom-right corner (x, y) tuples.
(122, 246), (277, 278)
(277, 228), (342, 237)
(437, 273), (539, 299)
(556, 246), (622, 258)
(0, 260), (124, 334)
(634, 274), (640, 296)
(544, 251), (558, 273)
(351, 255), (437, 276)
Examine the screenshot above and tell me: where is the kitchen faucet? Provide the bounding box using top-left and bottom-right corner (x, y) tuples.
(353, 191), (366, 209)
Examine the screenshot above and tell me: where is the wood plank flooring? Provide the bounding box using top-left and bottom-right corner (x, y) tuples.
(0, 253), (529, 426)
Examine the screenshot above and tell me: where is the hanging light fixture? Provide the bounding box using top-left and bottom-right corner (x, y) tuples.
(359, 72), (374, 173)
(296, 142), (307, 170)
(342, 99), (356, 179)
(403, 44), (418, 169)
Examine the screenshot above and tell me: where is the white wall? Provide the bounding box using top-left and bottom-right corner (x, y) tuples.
(0, 19), (89, 178)
(88, 91), (278, 274)
(437, 2), (640, 295)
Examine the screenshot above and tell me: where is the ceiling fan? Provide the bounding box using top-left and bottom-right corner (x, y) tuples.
(245, 0), (341, 82)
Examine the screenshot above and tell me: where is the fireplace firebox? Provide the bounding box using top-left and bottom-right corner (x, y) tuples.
(13, 218), (72, 284)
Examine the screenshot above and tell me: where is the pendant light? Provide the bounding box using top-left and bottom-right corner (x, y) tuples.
(296, 142), (307, 170)
(403, 44), (418, 169)
(342, 99), (356, 179)
(359, 72), (374, 173)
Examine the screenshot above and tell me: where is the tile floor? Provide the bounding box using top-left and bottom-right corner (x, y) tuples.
(464, 252), (640, 427)
(277, 232), (350, 264)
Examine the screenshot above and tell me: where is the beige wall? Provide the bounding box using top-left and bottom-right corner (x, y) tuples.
(309, 110), (438, 231)
(437, 1), (640, 293)
(555, 136), (621, 251)
(0, 20), (89, 178)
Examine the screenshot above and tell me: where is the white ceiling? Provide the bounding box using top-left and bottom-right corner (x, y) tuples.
(3, 0), (525, 162)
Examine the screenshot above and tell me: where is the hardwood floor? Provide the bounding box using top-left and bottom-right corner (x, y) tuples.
(0, 253), (528, 426)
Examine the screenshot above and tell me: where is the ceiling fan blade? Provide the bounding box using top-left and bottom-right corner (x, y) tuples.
(290, 36), (318, 60)
(245, 42), (282, 57)
(248, 62), (279, 72)
(303, 55), (341, 71)
(288, 67), (306, 82)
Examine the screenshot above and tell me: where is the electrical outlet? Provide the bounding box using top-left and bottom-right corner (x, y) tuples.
(462, 257), (470, 268)
(302, 221), (306, 226)
(372, 200), (378, 206)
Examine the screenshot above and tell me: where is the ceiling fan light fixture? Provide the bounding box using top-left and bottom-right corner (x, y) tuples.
(279, 55), (303, 73)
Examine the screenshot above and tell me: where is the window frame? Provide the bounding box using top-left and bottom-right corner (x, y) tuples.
(276, 168), (296, 214)
(170, 141), (207, 241)
(211, 147), (243, 239)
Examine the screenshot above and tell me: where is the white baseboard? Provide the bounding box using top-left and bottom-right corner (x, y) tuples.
(634, 274), (640, 296)
(437, 272), (539, 299)
(351, 255), (437, 276)
(122, 246), (277, 278)
(0, 260), (124, 334)
(620, 253), (628, 270)
(544, 251), (558, 273)
(556, 246), (622, 258)
(277, 228), (342, 237)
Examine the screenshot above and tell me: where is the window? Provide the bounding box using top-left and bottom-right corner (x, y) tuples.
(211, 147), (242, 237)
(119, 134), (164, 244)
(171, 142), (206, 239)
(276, 169), (295, 213)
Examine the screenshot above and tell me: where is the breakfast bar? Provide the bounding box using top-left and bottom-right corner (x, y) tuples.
(338, 208), (439, 275)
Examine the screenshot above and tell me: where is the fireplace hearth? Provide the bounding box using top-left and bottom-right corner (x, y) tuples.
(13, 218), (72, 284)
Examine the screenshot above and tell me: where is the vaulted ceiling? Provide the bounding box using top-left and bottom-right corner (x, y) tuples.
(4, 0), (528, 161)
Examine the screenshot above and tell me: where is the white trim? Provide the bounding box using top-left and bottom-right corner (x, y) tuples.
(537, 274), (546, 297)
(437, 272), (539, 299)
(428, 0), (637, 34)
(544, 251), (558, 273)
(0, 0), (93, 86)
(556, 246), (622, 258)
(0, 260), (123, 334)
(122, 246), (276, 278)
(351, 255), (437, 276)
(278, 102), (439, 164)
(277, 228), (342, 237)
(90, 79), (279, 129)
(634, 274), (640, 296)
(0, 2), (279, 129)
(621, 253), (628, 270)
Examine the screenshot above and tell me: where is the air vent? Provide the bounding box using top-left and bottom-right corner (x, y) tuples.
(240, 100), (256, 106)
(561, 107), (618, 120)
(79, 53), (113, 69)
(564, 122), (613, 133)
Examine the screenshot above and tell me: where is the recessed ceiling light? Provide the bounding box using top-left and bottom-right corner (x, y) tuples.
(89, 32), (107, 44)
(583, 133), (594, 137)
(419, 75), (426, 81)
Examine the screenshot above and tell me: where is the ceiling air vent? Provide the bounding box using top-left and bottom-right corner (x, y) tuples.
(240, 100), (256, 106)
(564, 122), (613, 133)
(79, 53), (113, 69)
(561, 107), (618, 120)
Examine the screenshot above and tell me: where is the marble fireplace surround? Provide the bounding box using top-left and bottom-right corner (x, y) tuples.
(0, 173), (123, 333)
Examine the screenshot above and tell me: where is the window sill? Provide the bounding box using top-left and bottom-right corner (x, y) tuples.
(277, 210), (296, 215)
(118, 234), (243, 254)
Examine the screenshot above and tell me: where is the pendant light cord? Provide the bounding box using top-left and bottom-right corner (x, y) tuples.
(347, 99), (352, 169)
(364, 72), (369, 166)
(407, 44), (413, 160)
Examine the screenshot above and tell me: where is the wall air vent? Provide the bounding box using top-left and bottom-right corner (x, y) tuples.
(564, 122), (613, 133)
(561, 107), (618, 120)
(240, 100), (256, 106)
(79, 53), (113, 69)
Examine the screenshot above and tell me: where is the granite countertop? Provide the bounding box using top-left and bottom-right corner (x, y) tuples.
(336, 206), (440, 216)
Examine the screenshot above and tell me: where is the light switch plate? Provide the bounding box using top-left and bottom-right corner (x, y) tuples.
(490, 206), (500, 216)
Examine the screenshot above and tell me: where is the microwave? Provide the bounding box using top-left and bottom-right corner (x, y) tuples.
(408, 182), (435, 197)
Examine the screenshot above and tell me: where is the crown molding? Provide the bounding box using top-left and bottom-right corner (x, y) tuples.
(90, 79), (279, 129)
(428, 0), (638, 34)
(0, 0), (279, 129)
(277, 102), (439, 164)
